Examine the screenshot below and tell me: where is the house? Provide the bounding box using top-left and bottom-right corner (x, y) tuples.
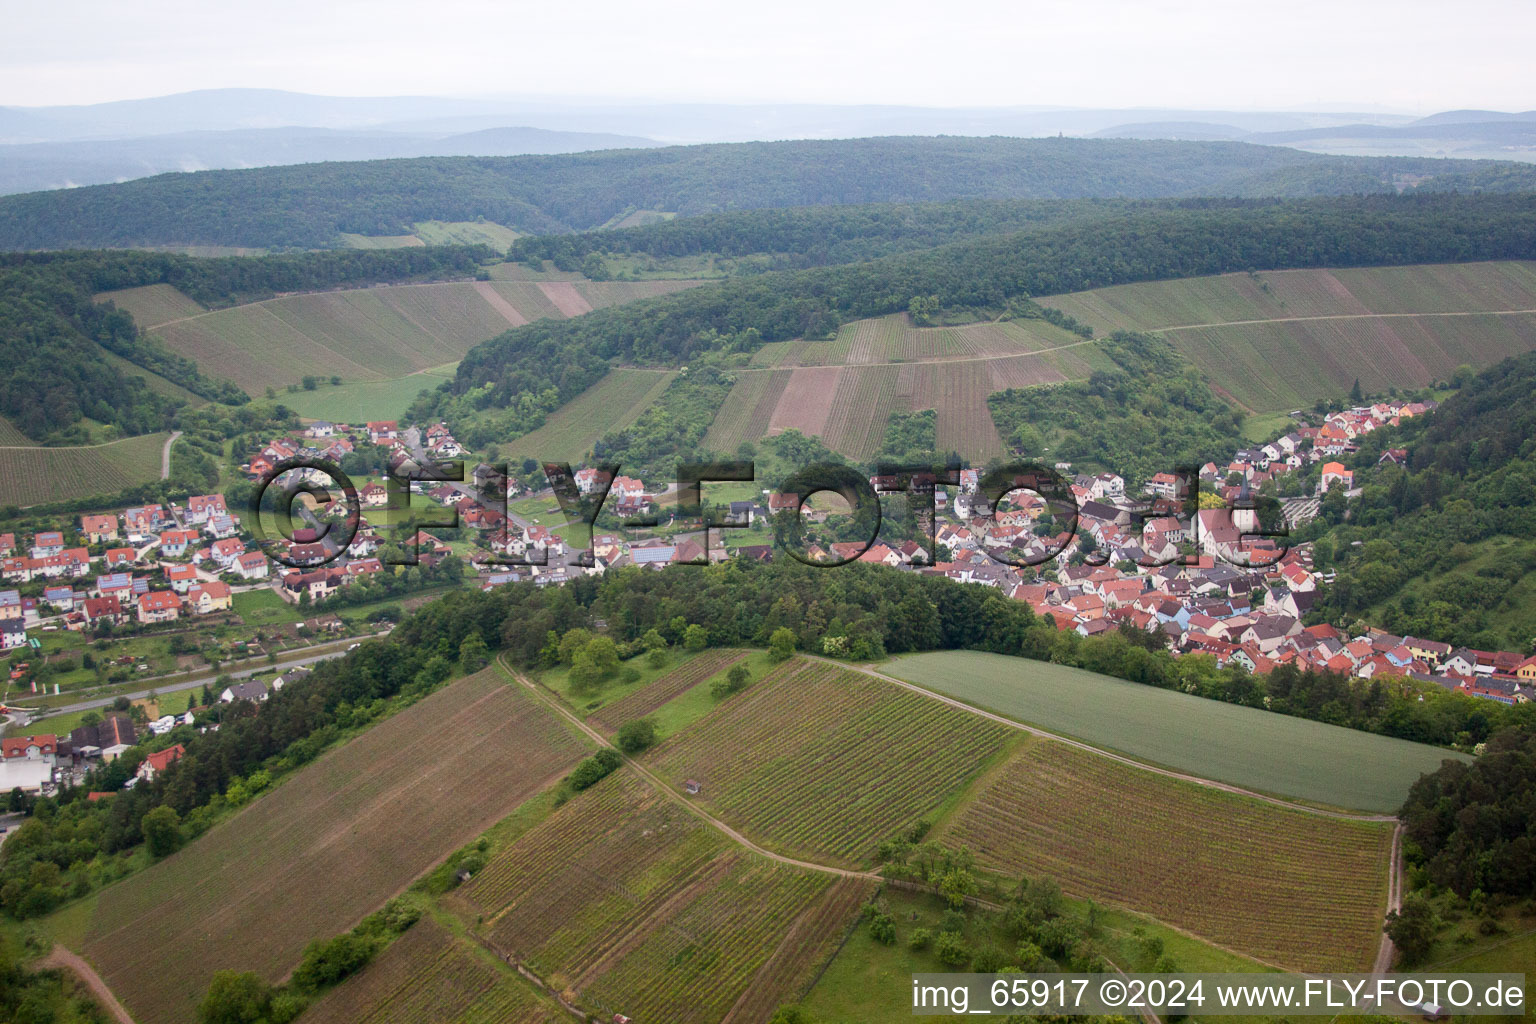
(305, 421), (335, 438)
(135, 743), (185, 781)
(220, 679), (269, 704)
(366, 421), (398, 444)
(165, 563), (200, 593)
(159, 530), (199, 558)
(43, 586), (76, 611)
(360, 482), (389, 508)
(1144, 472), (1186, 499)
(105, 547), (138, 567)
(79, 514), (118, 544)
(178, 495), (224, 527)
(0, 734), (57, 792)
(234, 551), (269, 580)
(137, 591), (182, 624)
(1, 735), (56, 765)
(69, 716), (136, 760)
(1, 616), (29, 650)
(81, 595), (125, 627)
(210, 538), (245, 567)
(1517, 655), (1536, 682)
(203, 514), (239, 539)
(1319, 462), (1353, 494)
(187, 582), (232, 615)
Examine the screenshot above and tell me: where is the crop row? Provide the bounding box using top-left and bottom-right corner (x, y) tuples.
(941, 738), (1392, 971)
(590, 650), (749, 732)
(645, 658), (1013, 866)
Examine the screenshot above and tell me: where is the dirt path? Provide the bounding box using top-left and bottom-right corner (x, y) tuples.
(38, 945), (135, 1024)
(495, 655), (878, 882)
(1373, 821), (1405, 973)
(1154, 306), (1536, 332)
(850, 659), (1397, 823)
(160, 430), (181, 478)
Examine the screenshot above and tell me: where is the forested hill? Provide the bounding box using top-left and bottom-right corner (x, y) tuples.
(4, 136), (1536, 250)
(421, 194), (1536, 437)
(1316, 350), (1536, 650)
(0, 246), (489, 441)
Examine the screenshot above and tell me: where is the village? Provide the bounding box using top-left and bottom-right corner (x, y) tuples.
(1, 395), (1529, 780)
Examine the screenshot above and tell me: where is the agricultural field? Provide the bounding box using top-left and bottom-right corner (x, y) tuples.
(722, 312), (1098, 460)
(885, 650), (1468, 812)
(80, 669), (589, 1024)
(644, 658), (1014, 866)
(1041, 261), (1536, 411)
(0, 431), (169, 507)
(97, 278), (704, 395)
(298, 916), (564, 1024)
(702, 369), (791, 453)
(940, 738), (1392, 970)
(0, 416), (32, 444)
(588, 649), (748, 733)
(281, 363), (459, 423)
(92, 282), (206, 327)
(447, 769), (872, 1023)
(502, 368), (676, 464)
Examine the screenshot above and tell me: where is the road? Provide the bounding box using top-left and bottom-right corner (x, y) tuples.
(11, 632), (387, 720)
(38, 946), (135, 1024)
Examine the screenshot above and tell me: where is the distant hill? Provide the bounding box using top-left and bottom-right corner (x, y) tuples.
(0, 124), (662, 195)
(5, 136), (1536, 251)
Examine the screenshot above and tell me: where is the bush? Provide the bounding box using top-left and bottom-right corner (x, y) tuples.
(292, 933), (375, 993)
(710, 662), (753, 699)
(869, 910), (896, 944)
(908, 927), (933, 951)
(615, 719), (656, 754)
(568, 748), (622, 790)
(934, 930), (970, 968)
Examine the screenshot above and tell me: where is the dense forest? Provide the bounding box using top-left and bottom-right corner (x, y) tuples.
(419, 194), (1536, 443)
(989, 332), (1245, 486)
(4, 136), (1536, 250)
(1313, 351), (1536, 649)
(1399, 726), (1534, 900)
(0, 246), (490, 440)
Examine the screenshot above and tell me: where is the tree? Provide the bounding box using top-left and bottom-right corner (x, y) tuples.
(80, 711), (103, 728)
(615, 719), (656, 754)
(1350, 377), (1364, 403)
(293, 932), (374, 992)
(1385, 893), (1439, 966)
(934, 930), (970, 968)
(768, 627), (796, 662)
(142, 805), (183, 858)
(199, 970), (271, 1024)
(868, 910), (896, 944)
(683, 624), (708, 650)
(458, 632), (490, 671)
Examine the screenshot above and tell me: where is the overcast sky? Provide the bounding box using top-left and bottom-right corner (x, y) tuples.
(2, 0), (1532, 112)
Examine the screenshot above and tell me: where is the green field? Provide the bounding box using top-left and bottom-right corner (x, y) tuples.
(884, 650), (1468, 812)
(0, 431), (168, 507)
(339, 219), (522, 250)
(503, 368), (676, 463)
(281, 363), (458, 422)
(99, 278), (703, 396)
(1043, 261), (1536, 412)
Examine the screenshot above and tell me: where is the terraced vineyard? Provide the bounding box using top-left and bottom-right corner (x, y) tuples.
(83, 669), (588, 1024)
(299, 917), (564, 1024)
(503, 368), (677, 463)
(97, 278), (703, 394)
(0, 432), (170, 507)
(588, 650), (748, 732)
(1042, 261), (1536, 411)
(448, 771), (867, 1023)
(702, 369), (791, 453)
(940, 738), (1393, 971)
(645, 658), (1014, 866)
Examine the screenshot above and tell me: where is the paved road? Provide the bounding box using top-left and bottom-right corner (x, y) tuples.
(11, 632), (387, 719)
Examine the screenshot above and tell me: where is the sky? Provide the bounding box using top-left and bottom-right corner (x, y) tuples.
(2, 0), (1532, 113)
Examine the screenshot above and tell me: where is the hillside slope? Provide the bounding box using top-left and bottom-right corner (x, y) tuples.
(5, 136), (1535, 250)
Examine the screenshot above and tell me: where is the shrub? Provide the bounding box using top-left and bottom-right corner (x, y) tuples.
(615, 719), (656, 754)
